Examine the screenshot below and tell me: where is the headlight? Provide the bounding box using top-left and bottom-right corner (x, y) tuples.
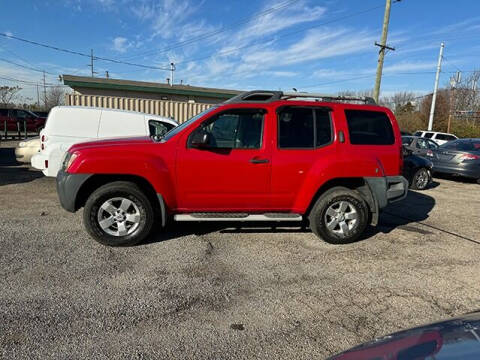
(18, 142), (26, 147)
(62, 152), (78, 171)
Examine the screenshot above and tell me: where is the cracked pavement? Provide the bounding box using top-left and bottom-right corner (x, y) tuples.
(1, 141), (480, 359)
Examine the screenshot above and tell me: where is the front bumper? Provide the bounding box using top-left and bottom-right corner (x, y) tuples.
(56, 170), (92, 212)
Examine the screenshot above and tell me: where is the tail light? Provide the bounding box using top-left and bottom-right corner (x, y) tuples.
(41, 135), (45, 142)
(460, 153), (480, 161)
(41, 143), (44, 150)
(45, 160), (48, 168)
(426, 150), (433, 157)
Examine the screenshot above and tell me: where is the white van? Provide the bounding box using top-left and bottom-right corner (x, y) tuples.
(31, 106), (177, 177)
(413, 130), (458, 145)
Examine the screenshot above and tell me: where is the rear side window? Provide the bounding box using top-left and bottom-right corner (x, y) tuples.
(278, 107), (332, 149)
(435, 134), (456, 141)
(424, 132), (434, 138)
(402, 137), (413, 146)
(345, 110), (394, 145)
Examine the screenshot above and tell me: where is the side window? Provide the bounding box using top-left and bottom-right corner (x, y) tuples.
(278, 107), (332, 149)
(345, 110), (394, 145)
(413, 131), (422, 136)
(315, 109), (332, 147)
(427, 140), (439, 149)
(416, 138), (428, 149)
(149, 120), (175, 137)
(424, 132), (434, 139)
(189, 109), (264, 149)
(16, 110), (28, 119)
(402, 137), (413, 146)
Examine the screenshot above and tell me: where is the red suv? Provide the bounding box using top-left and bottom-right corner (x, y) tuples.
(56, 91), (408, 246)
(0, 108), (47, 134)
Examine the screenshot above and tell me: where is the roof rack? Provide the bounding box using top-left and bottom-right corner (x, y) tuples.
(225, 90), (376, 105)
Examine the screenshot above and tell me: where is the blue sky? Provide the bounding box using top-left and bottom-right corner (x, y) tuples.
(0, 0), (479, 102)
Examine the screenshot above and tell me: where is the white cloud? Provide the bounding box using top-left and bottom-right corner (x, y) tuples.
(111, 37), (131, 53)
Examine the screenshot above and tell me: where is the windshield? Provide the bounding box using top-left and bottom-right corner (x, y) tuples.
(161, 107), (217, 141)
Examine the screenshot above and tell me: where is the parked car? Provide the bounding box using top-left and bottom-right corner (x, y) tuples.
(15, 137), (41, 163)
(0, 108), (47, 134)
(56, 90), (408, 246)
(400, 130), (411, 136)
(430, 138), (480, 183)
(402, 147), (433, 190)
(402, 135), (439, 157)
(31, 106), (177, 177)
(328, 311), (480, 360)
(32, 111), (49, 118)
(413, 130), (458, 145)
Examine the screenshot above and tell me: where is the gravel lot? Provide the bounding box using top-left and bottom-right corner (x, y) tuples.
(1, 140), (480, 359)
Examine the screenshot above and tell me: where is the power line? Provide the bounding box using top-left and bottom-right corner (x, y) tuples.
(120, 0), (302, 61)
(0, 74), (66, 87)
(176, 3), (388, 65)
(0, 32), (171, 71)
(0, 57), (56, 75)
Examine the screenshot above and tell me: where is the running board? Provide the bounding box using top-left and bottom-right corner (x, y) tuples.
(174, 213), (303, 222)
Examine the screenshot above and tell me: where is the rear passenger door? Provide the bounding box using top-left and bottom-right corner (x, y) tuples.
(271, 106), (335, 210)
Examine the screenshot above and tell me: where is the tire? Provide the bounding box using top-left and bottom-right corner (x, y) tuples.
(309, 187), (369, 244)
(83, 181), (155, 246)
(410, 167), (431, 190)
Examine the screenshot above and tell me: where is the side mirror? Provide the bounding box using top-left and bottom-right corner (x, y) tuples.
(190, 130), (211, 148)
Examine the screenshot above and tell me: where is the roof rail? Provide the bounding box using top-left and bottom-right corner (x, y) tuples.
(225, 90), (376, 105)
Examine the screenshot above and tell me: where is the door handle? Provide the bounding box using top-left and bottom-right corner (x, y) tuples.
(249, 157), (269, 164)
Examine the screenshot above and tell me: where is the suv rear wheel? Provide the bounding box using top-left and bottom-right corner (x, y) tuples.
(309, 187), (368, 244)
(83, 181), (155, 246)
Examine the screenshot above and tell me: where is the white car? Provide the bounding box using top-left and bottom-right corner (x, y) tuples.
(31, 106), (177, 177)
(15, 137), (41, 163)
(413, 130), (458, 146)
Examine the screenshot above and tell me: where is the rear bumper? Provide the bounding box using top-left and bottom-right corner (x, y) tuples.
(56, 170), (92, 212)
(364, 176), (409, 210)
(31, 153), (47, 170)
(432, 164), (480, 179)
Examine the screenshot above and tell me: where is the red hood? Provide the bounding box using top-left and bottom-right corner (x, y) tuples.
(69, 136), (153, 152)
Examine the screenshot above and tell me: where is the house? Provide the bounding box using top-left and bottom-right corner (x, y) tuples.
(62, 75), (240, 104)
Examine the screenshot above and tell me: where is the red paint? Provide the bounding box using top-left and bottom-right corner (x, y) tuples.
(67, 100), (403, 214)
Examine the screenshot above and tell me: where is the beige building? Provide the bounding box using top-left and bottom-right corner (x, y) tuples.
(63, 75), (241, 104)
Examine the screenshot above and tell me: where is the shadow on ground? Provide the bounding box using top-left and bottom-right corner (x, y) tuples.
(433, 172), (479, 184)
(145, 190), (436, 246)
(0, 148), (43, 186)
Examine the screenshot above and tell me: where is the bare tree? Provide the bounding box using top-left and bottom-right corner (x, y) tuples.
(45, 86), (65, 110)
(0, 86), (22, 106)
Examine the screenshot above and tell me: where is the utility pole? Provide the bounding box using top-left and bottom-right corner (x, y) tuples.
(42, 71), (47, 109)
(36, 84), (40, 106)
(105, 70), (109, 79)
(170, 62), (176, 86)
(373, 0), (396, 103)
(447, 71), (461, 133)
(428, 43), (444, 131)
(88, 49), (96, 77)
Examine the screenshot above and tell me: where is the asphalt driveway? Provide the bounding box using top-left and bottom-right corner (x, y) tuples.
(1, 140), (480, 359)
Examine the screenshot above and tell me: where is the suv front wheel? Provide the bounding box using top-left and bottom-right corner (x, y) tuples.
(309, 187), (368, 244)
(83, 181), (155, 246)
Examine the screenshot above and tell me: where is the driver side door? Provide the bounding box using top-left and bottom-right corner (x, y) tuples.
(176, 107), (271, 212)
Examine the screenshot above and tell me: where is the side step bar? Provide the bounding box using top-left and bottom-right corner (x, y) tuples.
(174, 213), (303, 222)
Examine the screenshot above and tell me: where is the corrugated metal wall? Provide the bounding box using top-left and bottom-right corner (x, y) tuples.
(66, 94), (214, 123)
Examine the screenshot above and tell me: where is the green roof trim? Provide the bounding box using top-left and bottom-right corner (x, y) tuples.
(63, 79), (236, 99)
